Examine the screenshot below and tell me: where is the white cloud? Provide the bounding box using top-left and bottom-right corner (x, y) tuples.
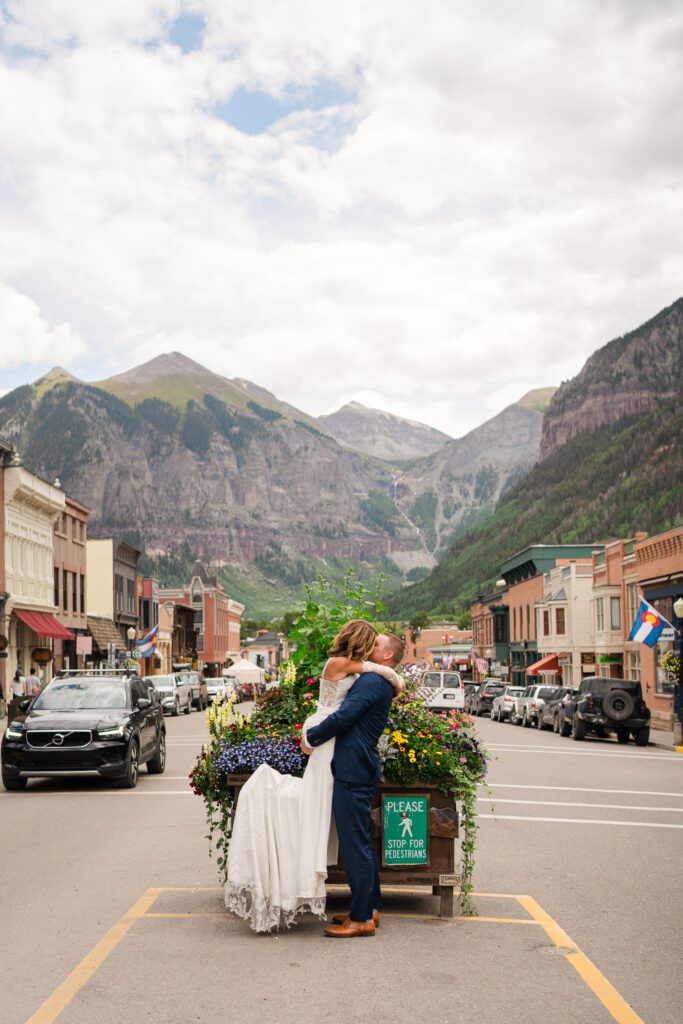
(0, 282), (85, 367)
(0, 0), (681, 433)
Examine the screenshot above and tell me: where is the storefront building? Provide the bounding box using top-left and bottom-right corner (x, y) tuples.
(470, 596), (508, 681)
(159, 561), (243, 675)
(86, 538), (140, 649)
(52, 497), (90, 671)
(535, 559), (596, 688)
(2, 460), (70, 702)
(635, 527), (683, 730)
(402, 624), (472, 668)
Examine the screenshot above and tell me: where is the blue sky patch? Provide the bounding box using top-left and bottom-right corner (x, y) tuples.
(169, 13), (206, 53)
(214, 80), (357, 135)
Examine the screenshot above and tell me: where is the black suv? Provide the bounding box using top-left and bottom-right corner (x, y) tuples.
(559, 676), (650, 746)
(470, 682), (506, 716)
(2, 671), (166, 790)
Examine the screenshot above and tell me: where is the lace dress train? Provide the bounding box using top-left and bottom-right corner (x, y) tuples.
(225, 673), (357, 932)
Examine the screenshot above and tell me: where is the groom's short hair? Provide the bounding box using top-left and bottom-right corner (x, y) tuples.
(381, 632), (405, 667)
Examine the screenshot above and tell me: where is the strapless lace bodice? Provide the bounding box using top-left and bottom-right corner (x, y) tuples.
(318, 672), (357, 710)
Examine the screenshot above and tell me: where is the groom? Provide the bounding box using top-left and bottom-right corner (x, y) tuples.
(302, 631), (405, 937)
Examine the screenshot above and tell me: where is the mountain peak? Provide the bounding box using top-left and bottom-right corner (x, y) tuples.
(318, 402), (451, 461)
(514, 387), (557, 413)
(33, 366), (81, 398)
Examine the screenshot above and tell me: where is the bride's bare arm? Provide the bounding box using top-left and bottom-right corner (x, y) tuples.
(324, 656), (404, 696)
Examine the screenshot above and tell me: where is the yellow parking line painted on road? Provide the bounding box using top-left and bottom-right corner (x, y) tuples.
(517, 895), (645, 1024)
(382, 913), (540, 924)
(24, 888), (162, 1024)
(143, 912), (226, 918)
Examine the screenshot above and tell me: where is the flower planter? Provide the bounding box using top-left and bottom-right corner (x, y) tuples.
(226, 775), (462, 918)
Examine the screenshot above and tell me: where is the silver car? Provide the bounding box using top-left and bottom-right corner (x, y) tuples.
(491, 686), (525, 722)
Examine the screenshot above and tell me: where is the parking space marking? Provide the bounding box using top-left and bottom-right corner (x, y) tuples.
(24, 888), (161, 1024)
(478, 812), (683, 828)
(517, 896), (645, 1024)
(23, 886), (645, 1024)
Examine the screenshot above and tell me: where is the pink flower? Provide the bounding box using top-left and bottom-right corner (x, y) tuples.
(459, 757), (467, 763)
(307, 677), (317, 684)
(303, 693), (314, 699)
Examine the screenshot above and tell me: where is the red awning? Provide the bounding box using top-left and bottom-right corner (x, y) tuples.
(526, 653), (559, 675)
(14, 610), (75, 641)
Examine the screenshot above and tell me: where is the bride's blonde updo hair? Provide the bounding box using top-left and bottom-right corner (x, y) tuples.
(328, 619), (378, 662)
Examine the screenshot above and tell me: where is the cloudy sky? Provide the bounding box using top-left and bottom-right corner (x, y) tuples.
(1, 0), (681, 438)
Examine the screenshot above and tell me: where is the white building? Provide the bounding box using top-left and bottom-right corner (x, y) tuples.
(535, 560), (596, 688)
(4, 462), (67, 691)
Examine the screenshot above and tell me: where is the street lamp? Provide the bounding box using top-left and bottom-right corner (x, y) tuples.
(126, 626), (136, 654)
(673, 596), (683, 747)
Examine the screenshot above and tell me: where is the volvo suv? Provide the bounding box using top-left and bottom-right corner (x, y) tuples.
(2, 671), (166, 790)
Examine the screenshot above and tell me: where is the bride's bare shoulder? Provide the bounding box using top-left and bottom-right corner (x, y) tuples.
(323, 656), (356, 681)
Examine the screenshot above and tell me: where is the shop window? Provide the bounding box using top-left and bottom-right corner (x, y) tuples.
(54, 567), (60, 608)
(72, 572), (77, 615)
(80, 574), (85, 614)
(512, 607), (517, 641)
(610, 597), (621, 631)
(627, 583), (639, 628)
(526, 604), (530, 639)
(556, 607), (566, 635)
(63, 570), (69, 612)
(626, 652), (640, 681)
(543, 610), (550, 637)
(596, 597), (604, 632)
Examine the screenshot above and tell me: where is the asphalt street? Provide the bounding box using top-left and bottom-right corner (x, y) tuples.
(1, 706), (682, 1024)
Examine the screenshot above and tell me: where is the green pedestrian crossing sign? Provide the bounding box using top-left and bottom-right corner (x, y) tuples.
(382, 794), (430, 866)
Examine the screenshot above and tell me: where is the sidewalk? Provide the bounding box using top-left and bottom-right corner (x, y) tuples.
(649, 725), (682, 751)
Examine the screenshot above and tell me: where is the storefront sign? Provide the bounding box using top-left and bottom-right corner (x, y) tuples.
(382, 794), (430, 866)
(76, 636), (92, 656)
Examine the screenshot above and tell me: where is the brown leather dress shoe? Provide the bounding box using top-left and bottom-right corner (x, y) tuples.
(324, 918), (376, 938)
(331, 910), (380, 928)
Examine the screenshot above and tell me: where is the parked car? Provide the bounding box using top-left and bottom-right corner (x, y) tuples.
(206, 677), (231, 703)
(463, 684), (480, 713)
(414, 670), (464, 711)
(511, 684), (559, 727)
(558, 676), (651, 745)
(2, 672), (166, 790)
(537, 687), (576, 731)
(147, 673), (193, 716)
(469, 681), (506, 717)
(177, 671), (208, 711)
(490, 686), (526, 722)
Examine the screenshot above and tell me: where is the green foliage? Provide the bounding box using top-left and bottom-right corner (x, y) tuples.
(247, 399), (282, 422)
(288, 571), (389, 690)
(295, 419), (325, 438)
(137, 397), (180, 435)
(360, 489), (400, 536)
(406, 566), (430, 582)
(410, 490), (437, 548)
(391, 397), (683, 617)
(0, 384), (32, 419)
(180, 400), (213, 454)
(203, 393), (261, 453)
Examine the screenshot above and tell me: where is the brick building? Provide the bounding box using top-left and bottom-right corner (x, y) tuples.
(160, 561), (243, 675)
(52, 497), (90, 671)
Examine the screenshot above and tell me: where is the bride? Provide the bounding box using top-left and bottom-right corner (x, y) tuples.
(225, 619), (403, 932)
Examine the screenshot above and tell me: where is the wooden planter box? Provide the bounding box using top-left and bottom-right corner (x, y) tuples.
(226, 775), (461, 917)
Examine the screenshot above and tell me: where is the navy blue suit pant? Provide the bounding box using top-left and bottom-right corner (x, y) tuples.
(333, 780), (381, 923)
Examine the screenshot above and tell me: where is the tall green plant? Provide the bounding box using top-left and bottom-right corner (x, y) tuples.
(288, 571), (388, 691)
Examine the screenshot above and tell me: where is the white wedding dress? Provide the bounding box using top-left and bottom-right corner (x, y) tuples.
(224, 669), (358, 932)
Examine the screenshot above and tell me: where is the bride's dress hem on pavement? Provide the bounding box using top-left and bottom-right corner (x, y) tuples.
(224, 672), (357, 933)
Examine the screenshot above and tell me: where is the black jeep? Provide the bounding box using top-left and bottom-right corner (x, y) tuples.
(560, 676), (650, 746)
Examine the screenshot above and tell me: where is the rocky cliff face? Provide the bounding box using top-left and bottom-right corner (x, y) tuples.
(395, 396), (548, 555)
(318, 401), (451, 460)
(540, 298), (683, 459)
(0, 355), (554, 600)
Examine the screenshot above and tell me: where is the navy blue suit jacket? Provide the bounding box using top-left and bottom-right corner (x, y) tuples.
(306, 672), (394, 785)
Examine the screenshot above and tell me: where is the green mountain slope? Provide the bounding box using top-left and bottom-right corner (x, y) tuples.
(389, 397), (683, 616)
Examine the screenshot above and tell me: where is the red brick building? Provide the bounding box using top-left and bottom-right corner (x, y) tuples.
(159, 561), (243, 675)
(52, 496), (90, 671)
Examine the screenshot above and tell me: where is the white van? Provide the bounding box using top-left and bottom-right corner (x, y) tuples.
(415, 669), (465, 712)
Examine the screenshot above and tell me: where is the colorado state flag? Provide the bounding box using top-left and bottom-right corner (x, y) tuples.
(136, 624), (159, 657)
(627, 599), (672, 648)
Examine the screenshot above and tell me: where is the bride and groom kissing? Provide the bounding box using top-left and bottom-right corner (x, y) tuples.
(225, 620), (405, 936)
